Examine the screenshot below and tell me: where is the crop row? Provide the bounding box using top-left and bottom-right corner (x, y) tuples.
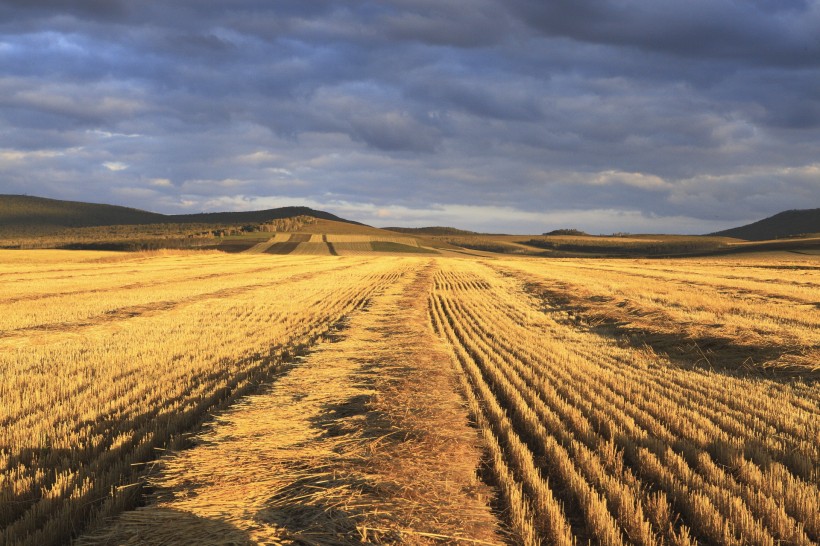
(0, 253), (410, 546)
(430, 259), (819, 545)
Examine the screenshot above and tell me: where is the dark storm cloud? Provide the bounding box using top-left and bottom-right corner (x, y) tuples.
(0, 0), (127, 21)
(510, 0), (820, 66)
(0, 0), (818, 233)
(378, 1), (512, 47)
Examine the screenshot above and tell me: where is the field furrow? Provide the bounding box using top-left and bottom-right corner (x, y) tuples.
(3, 250), (817, 546)
(0, 257), (344, 333)
(77, 259), (501, 545)
(0, 254), (412, 546)
(430, 259), (820, 546)
(491, 259), (820, 373)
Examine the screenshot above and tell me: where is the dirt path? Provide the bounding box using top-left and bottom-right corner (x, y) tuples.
(80, 260), (501, 545)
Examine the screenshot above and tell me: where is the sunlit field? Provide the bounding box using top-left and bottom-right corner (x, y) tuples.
(1, 250), (818, 545)
(431, 257), (819, 545)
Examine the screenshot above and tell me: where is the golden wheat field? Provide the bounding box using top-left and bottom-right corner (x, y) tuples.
(1, 249), (818, 546)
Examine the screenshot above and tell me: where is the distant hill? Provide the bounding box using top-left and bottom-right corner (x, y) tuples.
(0, 195), (166, 228)
(0, 195), (359, 229)
(543, 229), (589, 236)
(168, 207), (361, 226)
(0, 195), (447, 254)
(384, 226), (478, 236)
(710, 209), (820, 240)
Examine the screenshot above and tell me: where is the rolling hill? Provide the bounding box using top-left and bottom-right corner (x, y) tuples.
(5, 195), (818, 256)
(0, 195), (358, 230)
(384, 226), (479, 236)
(0, 195), (439, 254)
(710, 208), (820, 240)
(0, 195), (166, 228)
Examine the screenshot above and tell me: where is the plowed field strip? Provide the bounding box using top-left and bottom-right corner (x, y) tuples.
(323, 233), (339, 255)
(242, 238), (276, 254)
(264, 242), (299, 254)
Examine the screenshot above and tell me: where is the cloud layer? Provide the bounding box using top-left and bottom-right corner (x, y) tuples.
(1, 0), (818, 233)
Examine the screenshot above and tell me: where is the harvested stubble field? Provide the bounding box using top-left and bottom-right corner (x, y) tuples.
(1, 250), (818, 546)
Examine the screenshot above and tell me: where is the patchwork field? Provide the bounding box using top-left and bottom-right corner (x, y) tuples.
(410, 232), (820, 258)
(1, 250), (818, 545)
(214, 230), (437, 256)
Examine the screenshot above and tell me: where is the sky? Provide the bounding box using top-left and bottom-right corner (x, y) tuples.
(0, 1), (819, 234)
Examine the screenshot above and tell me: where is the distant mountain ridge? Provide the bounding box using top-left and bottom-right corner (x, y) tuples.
(710, 208), (820, 240)
(4, 195), (818, 246)
(384, 226), (478, 236)
(0, 195), (360, 229)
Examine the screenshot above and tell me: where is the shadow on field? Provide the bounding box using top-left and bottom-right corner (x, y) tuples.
(256, 471), (373, 543)
(253, 353), (408, 544)
(78, 507), (253, 546)
(522, 280), (818, 382)
(605, 326), (811, 380)
(263, 241), (299, 254)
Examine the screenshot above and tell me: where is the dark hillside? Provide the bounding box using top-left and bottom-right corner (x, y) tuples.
(710, 209), (820, 240)
(0, 195), (359, 229)
(0, 195), (165, 228)
(171, 207), (359, 226)
(384, 226), (478, 236)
